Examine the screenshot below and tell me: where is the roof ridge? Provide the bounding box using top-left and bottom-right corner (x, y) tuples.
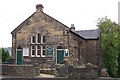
(75, 28), (98, 32)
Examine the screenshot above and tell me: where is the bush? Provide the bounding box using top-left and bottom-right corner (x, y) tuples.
(0, 47), (10, 62)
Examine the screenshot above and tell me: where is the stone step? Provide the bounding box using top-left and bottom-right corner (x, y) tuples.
(36, 73), (55, 78)
(39, 68), (56, 75)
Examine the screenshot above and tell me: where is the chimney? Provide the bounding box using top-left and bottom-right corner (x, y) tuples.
(70, 24), (75, 31)
(36, 4), (44, 12)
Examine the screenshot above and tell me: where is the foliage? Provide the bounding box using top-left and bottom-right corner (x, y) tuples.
(97, 17), (119, 77)
(0, 47), (10, 62)
(0, 48), (2, 63)
(117, 24), (120, 77)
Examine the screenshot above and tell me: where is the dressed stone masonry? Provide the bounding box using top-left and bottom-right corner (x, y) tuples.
(11, 4), (101, 67)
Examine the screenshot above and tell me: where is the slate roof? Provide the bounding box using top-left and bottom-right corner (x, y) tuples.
(75, 28), (100, 39)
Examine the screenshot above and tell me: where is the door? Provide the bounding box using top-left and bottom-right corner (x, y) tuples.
(17, 49), (22, 65)
(57, 50), (64, 64)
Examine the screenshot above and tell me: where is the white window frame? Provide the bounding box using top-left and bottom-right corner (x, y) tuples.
(36, 34), (41, 44)
(31, 36), (36, 44)
(41, 36), (46, 44)
(41, 36), (43, 43)
(31, 46), (35, 57)
(36, 46), (41, 57)
(41, 46), (46, 57)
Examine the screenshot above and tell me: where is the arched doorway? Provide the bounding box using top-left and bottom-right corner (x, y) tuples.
(17, 47), (22, 65)
(56, 46), (64, 64)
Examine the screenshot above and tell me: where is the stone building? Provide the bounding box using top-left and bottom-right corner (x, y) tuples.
(11, 4), (101, 67)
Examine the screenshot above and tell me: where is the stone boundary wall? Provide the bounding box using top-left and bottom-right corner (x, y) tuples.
(2, 64), (99, 79)
(67, 66), (98, 79)
(2, 64), (120, 80)
(2, 64), (39, 77)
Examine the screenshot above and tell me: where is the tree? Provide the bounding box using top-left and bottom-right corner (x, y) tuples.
(0, 48), (2, 63)
(117, 23), (120, 77)
(97, 17), (119, 77)
(0, 47), (10, 62)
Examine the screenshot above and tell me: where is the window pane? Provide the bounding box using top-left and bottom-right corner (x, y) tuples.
(43, 50), (46, 55)
(32, 46), (35, 49)
(42, 46), (46, 49)
(32, 50), (35, 55)
(65, 52), (68, 56)
(37, 34), (41, 43)
(37, 46), (41, 49)
(37, 46), (41, 56)
(32, 36), (36, 43)
(43, 36), (46, 43)
(37, 50), (41, 55)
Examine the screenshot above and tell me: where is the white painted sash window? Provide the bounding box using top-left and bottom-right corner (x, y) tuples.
(31, 45), (46, 57)
(36, 34), (41, 44)
(31, 34), (46, 44)
(41, 46), (46, 57)
(31, 34), (46, 57)
(31, 36), (36, 44)
(36, 46), (41, 57)
(31, 46), (35, 57)
(41, 36), (46, 43)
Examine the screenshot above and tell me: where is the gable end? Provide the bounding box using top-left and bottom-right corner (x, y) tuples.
(11, 12), (36, 34)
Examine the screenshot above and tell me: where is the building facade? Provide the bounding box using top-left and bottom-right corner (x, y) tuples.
(11, 4), (101, 67)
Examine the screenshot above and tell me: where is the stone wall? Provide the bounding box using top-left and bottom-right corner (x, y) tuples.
(56, 63), (99, 79)
(31, 57), (55, 68)
(80, 39), (101, 66)
(2, 64), (39, 77)
(2, 64), (120, 80)
(2, 63), (99, 79)
(68, 65), (98, 79)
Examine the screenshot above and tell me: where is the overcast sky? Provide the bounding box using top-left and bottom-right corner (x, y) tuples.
(0, 0), (119, 47)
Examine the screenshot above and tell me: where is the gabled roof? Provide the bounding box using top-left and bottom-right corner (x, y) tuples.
(11, 11), (69, 34)
(11, 12), (36, 34)
(75, 28), (100, 39)
(70, 30), (86, 39)
(11, 5), (100, 40)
